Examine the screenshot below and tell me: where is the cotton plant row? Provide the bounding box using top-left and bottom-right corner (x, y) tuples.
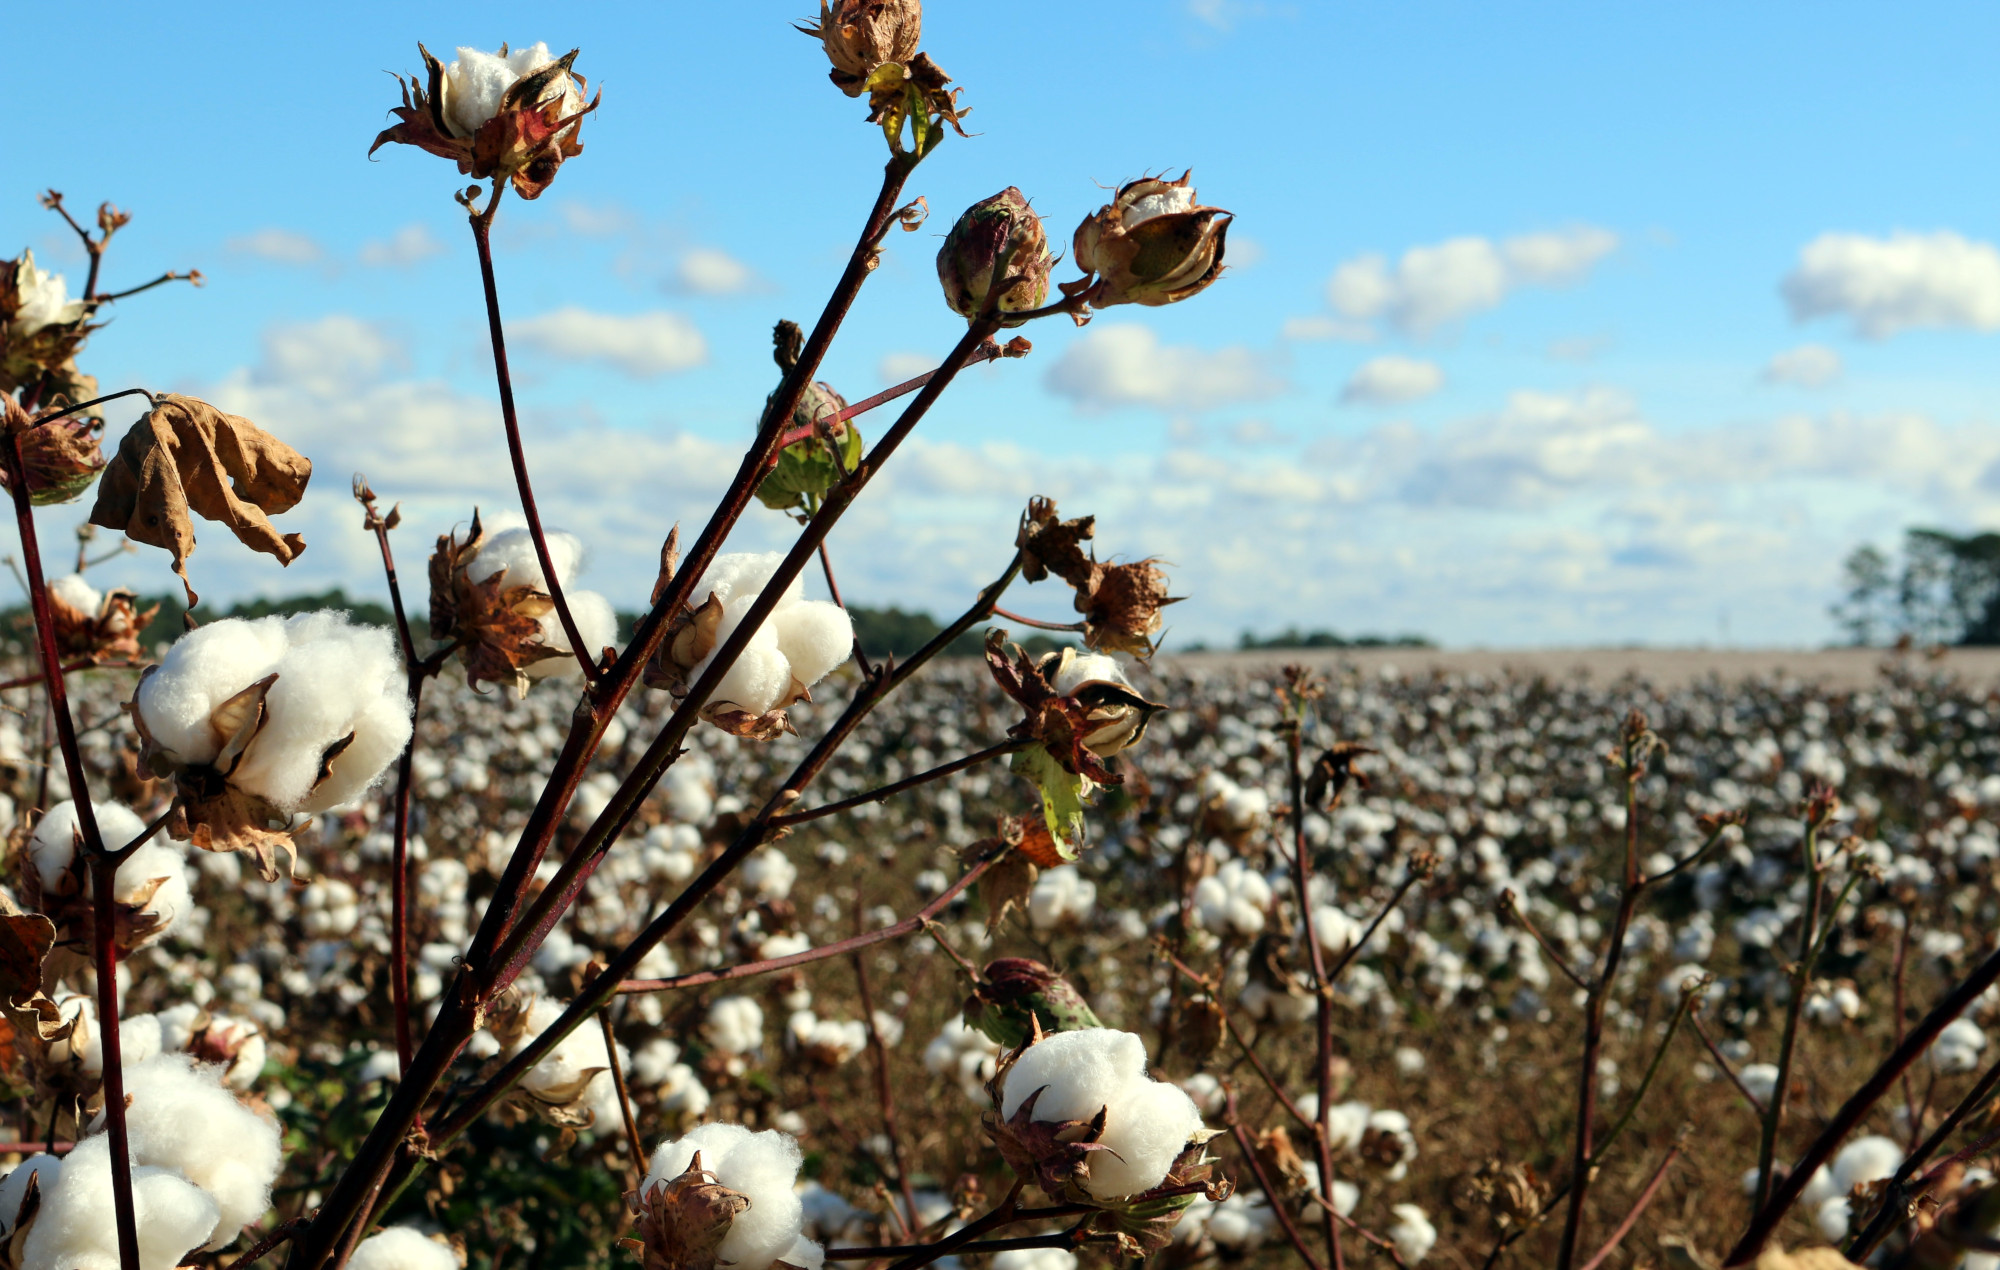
(0, 2), (1256, 1269)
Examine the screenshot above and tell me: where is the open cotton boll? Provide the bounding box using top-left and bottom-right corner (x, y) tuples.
(506, 997), (610, 1104)
(693, 553), (802, 609)
(94, 1053), (283, 1240)
(31, 799), (150, 893)
(645, 1123), (813, 1270)
(24, 1135), (220, 1270)
(771, 602), (854, 688)
(1192, 859), (1271, 936)
(0, 1154), (61, 1233)
(469, 527), (584, 593)
(991, 1251), (1077, 1270)
(1086, 1077), (1205, 1199)
(441, 43), (585, 140)
(705, 996), (764, 1056)
(742, 848), (797, 900)
(1830, 1135), (1902, 1194)
(132, 618), (294, 765)
(48, 574), (101, 616)
(529, 588), (617, 674)
(1931, 1018), (1987, 1074)
(347, 1227), (461, 1270)
(696, 596), (792, 715)
(1000, 1027), (1149, 1124)
(228, 613), (413, 813)
(1050, 651), (1132, 696)
(1388, 1204), (1437, 1264)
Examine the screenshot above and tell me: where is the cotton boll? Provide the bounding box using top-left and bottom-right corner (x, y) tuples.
(95, 1052), (283, 1240)
(1050, 652), (1132, 696)
(645, 1123), (811, 1270)
(706, 996), (764, 1056)
(440, 43), (583, 140)
(1813, 1196), (1850, 1242)
(1192, 859), (1270, 936)
(232, 613), (413, 814)
(468, 527), (583, 594)
(772, 601), (854, 689)
(991, 1251), (1076, 1270)
(698, 596), (793, 715)
(924, 1018), (1000, 1102)
(347, 1227), (461, 1270)
(30, 800), (149, 894)
(693, 553), (801, 609)
(1087, 1077), (1204, 1199)
(742, 849), (797, 901)
(1831, 1135), (1903, 1194)
(133, 618), (292, 765)
(117, 841), (193, 938)
(1000, 1028), (1149, 1124)
(505, 997), (611, 1107)
(1388, 1204), (1437, 1264)
(1739, 1063), (1779, 1105)
(1930, 1018), (1987, 1074)
(0, 1154), (62, 1234)
(25, 1135), (220, 1270)
(49, 574), (102, 616)
(1027, 866), (1095, 930)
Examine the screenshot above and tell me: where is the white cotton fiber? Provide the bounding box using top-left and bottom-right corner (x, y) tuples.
(1000, 1028), (1149, 1123)
(1088, 1078), (1204, 1200)
(742, 849), (797, 901)
(132, 618), (292, 765)
(348, 1226), (460, 1270)
(93, 1052), (282, 1240)
(465, 528), (618, 678)
(49, 574), (101, 615)
(24, 1135), (220, 1270)
(137, 614), (413, 816)
(505, 997), (609, 1104)
(705, 996), (764, 1056)
(442, 43), (584, 141)
(31, 799), (154, 885)
(0, 1154), (62, 1232)
(645, 1123), (813, 1270)
(683, 554), (849, 723)
(772, 602), (854, 689)
(1050, 651), (1130, 696)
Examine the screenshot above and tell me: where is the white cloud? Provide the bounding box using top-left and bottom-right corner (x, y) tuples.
(1319, 226), (1619, 337)
(1043, 325), (1285, 412)
(1783, 230), (2000, 339)
(1281, 315), (1375, 343)
(511, 307), (707, 378)
(669, 248), (756, 296)
(227, 229), (324, 266)
(254, 316), (404, 396)
(877, 352), (937, 384)
(359, 224), (446, 269)
(1762, 344), (1842, 389)
(1341, 356), (1444, 405)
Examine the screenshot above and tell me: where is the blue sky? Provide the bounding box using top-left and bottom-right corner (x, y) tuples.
(8, 1), (2000, 647)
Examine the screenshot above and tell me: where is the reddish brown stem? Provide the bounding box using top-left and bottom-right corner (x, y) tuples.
(1576, 1140), (1683, 1270)
(0, 658), (143, 692)
(619, 853), (995, 993)
(852, 947), (918, 1230)
(599, 1008), (645, 1169)
(1284, 721), (1344, 1270)
(363, 498), (422, 1075)
(3, 422), (138, 1270)
(1226, 1091), (1330, 1270)
(770, 738), (1028, 827)
(467, 187), (597, 683)
(989, 606), (1084, 633)
(768, 348), (999, 454)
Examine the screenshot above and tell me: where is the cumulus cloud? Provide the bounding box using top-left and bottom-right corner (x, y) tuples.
(668, 248), (757, 296)
(1783, 230), (2000, 339)
(511, 308), (708, 378)
(1044, 325), (1286, 412)
(253, 316), (405, 396)
(1341, 356), (1444, 405)
(1762, 344), (1842, 388)
(227, 229), (324, 266)
(1315, 226), (1618, 337)
(359, 224), (446, 269)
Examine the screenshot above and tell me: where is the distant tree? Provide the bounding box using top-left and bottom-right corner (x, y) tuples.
(1237, 627), (1434, 650)
(1836, 528), (2000, 647)
(1831, 544), (1895, 646)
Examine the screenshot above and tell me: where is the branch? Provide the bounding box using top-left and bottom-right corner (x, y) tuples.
(770, 738), (1029, 827)
(1498, 890), (1591, 993)
(1576, 1137), (1685, 1270)
(1225, 1090), (1330, 1270)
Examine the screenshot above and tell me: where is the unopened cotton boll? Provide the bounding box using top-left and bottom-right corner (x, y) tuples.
(136, 613), (413, 815)
(95, 1052), (283, 1240)
(1388, 1204), (1437, 1264)
(1000, 1028), (1205, 1200)
(347, 1227), (461, 1270)
(23, 1135), (220, 1270)
(645, 1123), (815, 1270)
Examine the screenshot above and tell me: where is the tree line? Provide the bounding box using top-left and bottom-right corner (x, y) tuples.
(1835, 528), (2000, 646)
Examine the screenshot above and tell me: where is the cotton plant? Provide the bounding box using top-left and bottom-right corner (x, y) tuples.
(632, 1124), (821, 1270)
(130, 612), (414, 876)
(647, 551), (855, 739)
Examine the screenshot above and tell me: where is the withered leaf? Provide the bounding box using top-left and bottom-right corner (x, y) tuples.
(89, 394), (312, 604)
(979, 848), (1038, 932)
(0, 913), (70, 1041)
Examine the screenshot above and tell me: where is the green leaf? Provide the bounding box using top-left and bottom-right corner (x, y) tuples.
(1010, 746), (1089, 857)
